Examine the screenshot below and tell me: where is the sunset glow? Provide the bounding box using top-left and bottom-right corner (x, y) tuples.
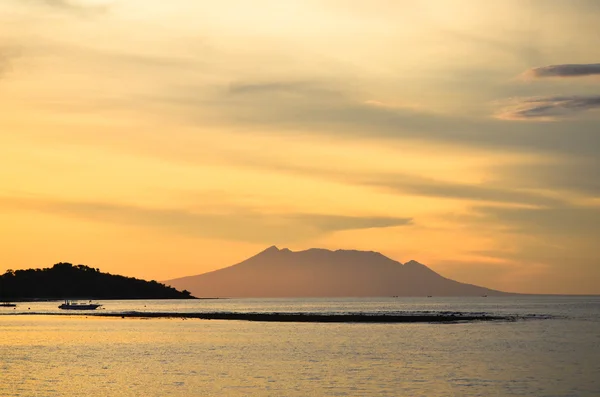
(1, 0), (599, 294)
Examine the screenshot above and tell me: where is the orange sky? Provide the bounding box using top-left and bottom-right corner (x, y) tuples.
(1, 0), (599, 294)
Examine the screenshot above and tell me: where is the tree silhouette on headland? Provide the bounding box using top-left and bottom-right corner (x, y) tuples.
(0, 263), (194, 300)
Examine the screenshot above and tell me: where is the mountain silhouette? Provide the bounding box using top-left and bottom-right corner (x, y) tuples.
(164, 246), (511, 297)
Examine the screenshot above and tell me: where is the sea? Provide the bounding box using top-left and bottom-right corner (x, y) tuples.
(1, 296), (599, 397)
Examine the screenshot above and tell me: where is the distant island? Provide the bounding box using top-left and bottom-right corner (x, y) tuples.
(165, 246), (514, 298)
(0, 263), (194, 301)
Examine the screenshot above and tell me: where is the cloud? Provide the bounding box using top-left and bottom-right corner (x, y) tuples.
(363, 100), (421, 111)
(197, 80), (600, 158)
(222, 80), (346, 107)
(172, 142), (565, 208)
(293, 214), (412, 232)
(37, 0), (77, 8)
(443, 29), (543, 67)
(21, 72), (584, 208)
(228, 81), (324, 95)
(526, 63), (600, 78)
(269, 162), (565, 207)
(0, 54), (9, 78)
(361, 174), (565, 207)
(20, 0), (109, 13)
(492, 157), (600, 196)
(449, 204), (600, 293)
(0, 196), (412, 244)
(9, 26), (600, 162)
(495, 95), (600, 121)
(0, 47), (19, 79)
(471, 205), (600, 236)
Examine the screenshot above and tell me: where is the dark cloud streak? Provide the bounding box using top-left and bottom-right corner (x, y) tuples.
(528, 63), (600, 78)
(496, 95), (600, 121)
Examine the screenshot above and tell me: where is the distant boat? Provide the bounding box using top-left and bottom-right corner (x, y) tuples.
(58, 300), (102, 310)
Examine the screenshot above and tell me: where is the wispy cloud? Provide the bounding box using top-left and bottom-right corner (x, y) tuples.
(180, 149), (565, 208)
(20, 0), (109, 13)
(37, 0), (77, 8)
(0, 54), (9, 78)
(471, 205), (600, 236)
(0, 46), (19, 79)
(0, 196), (412, 244)
(526, 63), (600, 78)
(199, 79), (600, 157)
(361, 174), (564, 207)
(495, 95), (600, 121)
(492, 157), (600, 196)
(443, 28), (543, 66)
(265, 161), (564, 207)
(227, 81), (324, 95)
(453, 204), (600, 292)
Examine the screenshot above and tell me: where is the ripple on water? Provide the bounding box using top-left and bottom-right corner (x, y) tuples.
(0, 297), (599, 396)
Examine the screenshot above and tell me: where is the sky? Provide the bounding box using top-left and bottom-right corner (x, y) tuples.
(1, 0), (599, 294)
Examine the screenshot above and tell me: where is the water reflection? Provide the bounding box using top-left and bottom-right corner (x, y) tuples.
(1, 297), (599, 396)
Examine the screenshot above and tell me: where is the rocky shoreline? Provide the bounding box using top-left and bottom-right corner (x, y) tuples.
(6, 311), (519, 323)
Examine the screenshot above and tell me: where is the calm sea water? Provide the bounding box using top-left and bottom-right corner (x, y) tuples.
(1, 296), (599, 396)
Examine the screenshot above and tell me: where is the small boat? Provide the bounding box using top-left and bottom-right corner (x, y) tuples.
(58, 300), (102, 310)
(0, 302), (17, 308)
